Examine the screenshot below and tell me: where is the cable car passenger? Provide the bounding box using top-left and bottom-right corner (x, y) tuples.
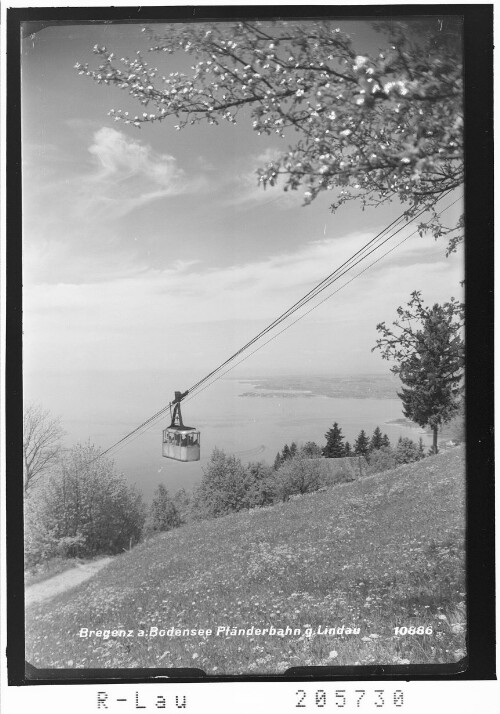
(162, 391), (201, 462)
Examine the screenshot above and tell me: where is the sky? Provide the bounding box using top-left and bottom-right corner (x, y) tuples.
(21, 18), (464, 474)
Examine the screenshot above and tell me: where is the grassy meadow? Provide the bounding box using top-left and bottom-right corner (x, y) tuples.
(25, 447), (466, 674)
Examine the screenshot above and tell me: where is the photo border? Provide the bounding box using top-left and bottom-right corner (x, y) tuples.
(5, 2), (495, 686)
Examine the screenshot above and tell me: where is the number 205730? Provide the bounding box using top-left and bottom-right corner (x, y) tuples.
(296, 689), (404, 709)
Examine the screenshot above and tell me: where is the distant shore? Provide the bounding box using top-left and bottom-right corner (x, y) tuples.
(385, 417), (420, 428)
(237, 374), (399, 400)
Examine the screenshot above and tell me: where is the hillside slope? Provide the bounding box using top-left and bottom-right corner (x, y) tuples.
(26, 447), (466, 674)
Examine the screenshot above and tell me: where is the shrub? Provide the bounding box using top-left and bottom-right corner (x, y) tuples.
(172, 488), (191, 524)
(301, 441), (323, 459)
(275, 455), (325, 501)
(330, 467), (356, 485)
(150, 484), (182, 532)
(244, 461), (277, 508)
(190, 448), (250, 519)
(24, 443), (147, 566)
(395, 437), (421, 465)
(366, 446), (397, 474)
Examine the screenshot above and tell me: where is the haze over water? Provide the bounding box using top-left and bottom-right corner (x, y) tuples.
(25, 370), (430, 502)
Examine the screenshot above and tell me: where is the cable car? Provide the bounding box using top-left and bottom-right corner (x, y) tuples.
(162, 390), (200, 462)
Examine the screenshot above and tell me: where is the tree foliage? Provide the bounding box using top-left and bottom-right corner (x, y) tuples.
(373, 291), (464, 453)
(25, 443), (146, 567)
(151, 484), (182, 532)
(77, 17), (463, 254)
(395, 436), (422, 464)
(369, 426), (384, 451)
(23, 403), (65, 493)
(275, 454), (325, 501)
(323, 421), (345, 458)
(366, 445), (396, 474)
(244, 461), (277, 507)
(191, 448), (250, 519)
(353, 429), (370, 456)
(274, 442), (298, 469)
(172, 487), (191, 524)
(301, 441), (323, 459)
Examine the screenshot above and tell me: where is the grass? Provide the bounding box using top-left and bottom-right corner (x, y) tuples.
(25, 447), (466, 674)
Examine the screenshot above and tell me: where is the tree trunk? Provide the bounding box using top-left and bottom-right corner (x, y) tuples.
(433, 426), (439, 454)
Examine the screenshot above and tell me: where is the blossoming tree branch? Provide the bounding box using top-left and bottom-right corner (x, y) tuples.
(76, 18), (463, 254)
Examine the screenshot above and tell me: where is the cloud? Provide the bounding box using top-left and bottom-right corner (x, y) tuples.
(24, 127), (206, 226)
(23, 225), (463, 376)
(25, 229), (462, 326)
(22, 126), (213, 285)
(89, 128), (177, 184)
(82, 127), (201, 217)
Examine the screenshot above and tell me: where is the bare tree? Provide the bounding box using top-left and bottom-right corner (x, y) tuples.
(23, 403), (65, 493)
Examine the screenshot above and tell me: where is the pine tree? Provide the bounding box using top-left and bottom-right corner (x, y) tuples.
(354, 430), (370, 456)
(281, 444), (291, 461)
(290, 442), (298, 458)
(381, 433), (391, 448)
(273, 452), (282, 471)
(323, 422), (345, 458)
(373, 292), (464, 454)
(344, 441), (352, 457)
(370, 426), (384, 452)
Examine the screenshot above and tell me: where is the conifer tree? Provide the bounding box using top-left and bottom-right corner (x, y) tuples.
(323, 422), (345, 458)
(381, 433), (391, 448)
(370, 426), (384, 452)
(374, 292), (464, 454)
(354, 429), (370, 456)
(344, 441), (352, 457)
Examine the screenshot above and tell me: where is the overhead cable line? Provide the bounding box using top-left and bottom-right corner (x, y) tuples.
(185, 200), (438, 397)
(103, 201), (458, 462)
(184, 194), (463, 406)
(96, 192), (460, 459)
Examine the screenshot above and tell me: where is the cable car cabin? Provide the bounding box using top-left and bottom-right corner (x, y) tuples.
(162, 426), (200, 462)
(162, 390), (200, 462)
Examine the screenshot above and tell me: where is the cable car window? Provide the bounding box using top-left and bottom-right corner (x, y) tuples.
(162, 393), (201, 462)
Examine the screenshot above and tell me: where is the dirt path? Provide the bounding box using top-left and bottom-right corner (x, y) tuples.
(25, 557), (113, 607)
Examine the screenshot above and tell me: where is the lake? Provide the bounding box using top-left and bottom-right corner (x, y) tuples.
(25, 370), (431, 502)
